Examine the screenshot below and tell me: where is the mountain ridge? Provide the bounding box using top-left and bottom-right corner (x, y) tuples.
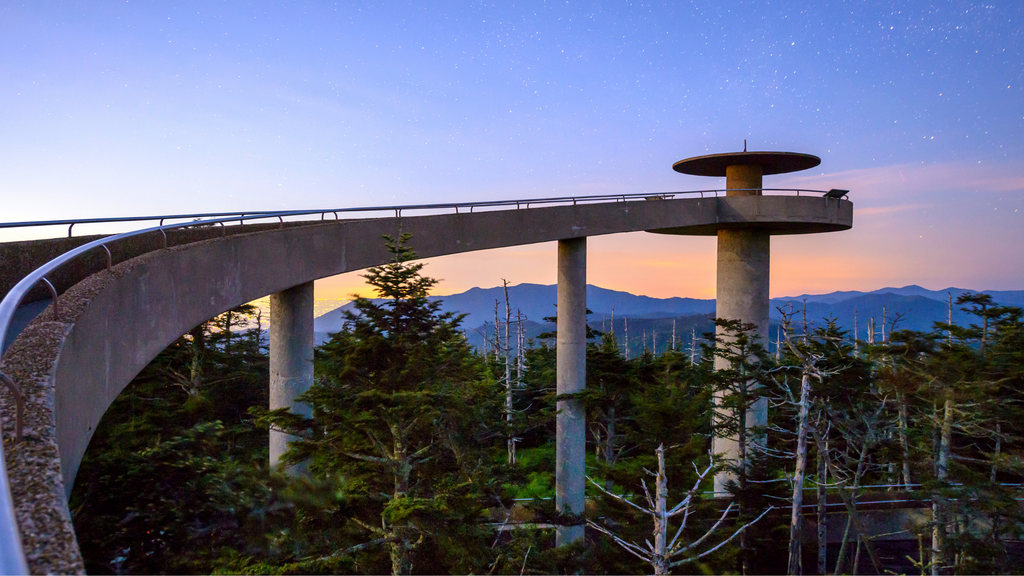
(314, 283), (1024, 341)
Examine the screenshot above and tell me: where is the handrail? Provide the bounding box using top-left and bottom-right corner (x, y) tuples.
(1, 210), (259, 237)
(0, 186), (837, 571)
(0, 188), (834, 236)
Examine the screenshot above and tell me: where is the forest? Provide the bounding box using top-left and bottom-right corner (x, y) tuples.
(70, 236), (1024, 575)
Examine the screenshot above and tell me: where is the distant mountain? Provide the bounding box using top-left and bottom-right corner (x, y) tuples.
(779, 285), (1024, 307)
(313, 283), (1024, 347)
(775, 290), (871, 305)
(771, 294), (973, 337)
(314, 283), (715, 335)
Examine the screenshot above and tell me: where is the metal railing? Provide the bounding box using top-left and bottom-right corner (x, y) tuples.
(0, 187), (837, 571)
(0, 188), (841, 238)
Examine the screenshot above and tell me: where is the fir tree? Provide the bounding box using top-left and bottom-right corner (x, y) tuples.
(272, 234), (505, 575)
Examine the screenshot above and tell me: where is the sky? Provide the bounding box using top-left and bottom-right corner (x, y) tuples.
(2, 0), (1022, 305)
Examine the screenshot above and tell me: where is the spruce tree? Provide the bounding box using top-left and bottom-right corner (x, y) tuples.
(273, 234), (504, 575)
(70, 305), (274, 574)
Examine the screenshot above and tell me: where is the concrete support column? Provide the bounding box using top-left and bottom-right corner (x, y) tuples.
(714, 163), (768, 494)
(713, 228), (770, 494)
(556, 237), (586, 546)
(269, 280), (315, 471)
(726, 164), (763, 195)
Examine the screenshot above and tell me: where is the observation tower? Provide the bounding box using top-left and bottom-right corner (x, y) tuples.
(660, 148), (849, 493)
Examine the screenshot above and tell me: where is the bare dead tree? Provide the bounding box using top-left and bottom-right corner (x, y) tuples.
(482, 321), (488, 357)
(493, 300), (501, 363)
(587, 445), (772, 575)
(169, 325), (206, 397)
(624, 317), (630, 360)
(774, 310), (844, 576)
(815, 403), (887, 575)
(816, 435), (828, 575)
(854, 306), (859, 353)
(502, 280), (516, 464)
(516, 308), (525, 386)
(931, 293), (954, 576)
(888, 310), (906, 336)
(898, 389), (913, 490)
(782, 358), (815, 574)
(802, 298), (808, 344)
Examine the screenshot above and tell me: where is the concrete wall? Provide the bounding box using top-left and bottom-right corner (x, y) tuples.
(0, 223), (318, 304)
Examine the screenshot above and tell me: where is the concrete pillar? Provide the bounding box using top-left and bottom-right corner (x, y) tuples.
(269, 280), (315, 471)
(726, 164), (763, 195)
(556, 237), (586, 546)
(714, 163), (769, 494)
(713, 229), (770, 493)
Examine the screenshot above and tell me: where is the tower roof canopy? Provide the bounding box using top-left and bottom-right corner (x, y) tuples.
(673, 151), (820, 176)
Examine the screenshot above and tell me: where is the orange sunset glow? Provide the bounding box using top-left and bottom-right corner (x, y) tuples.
(313, 156), (1024, 306)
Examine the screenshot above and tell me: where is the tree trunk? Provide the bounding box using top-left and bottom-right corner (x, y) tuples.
(517, 309), (525, 383)
(390, 427), (416, 576)
(817, 447), (827, 576)
(815, 429), (883, 575)
(992, 422), (1002, 543)
(494, 302), (500, 362)
(224, 309), (232, 351)
(932, 391), (953, 576)
(852, 534), (862, 575)
(834, 514), (853, 575)
(504, 281), (515, 464)
(604, 406), (617, 490)
(187, 325), (205, 396)
(854, 307), (859, 354)
(991, 422), (1000, 483)
(788, 372), (812, 575)
(738, 400), (749, 575)
(801, 299), (808, 343)
(898, 391), (912, 490)
(653, 444), (670, 575)
(624, 317), (630, 359)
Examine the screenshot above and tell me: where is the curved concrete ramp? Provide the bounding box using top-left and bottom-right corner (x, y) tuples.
(2, 194), (850, 572)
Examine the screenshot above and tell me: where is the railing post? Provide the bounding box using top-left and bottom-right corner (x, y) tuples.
(100, 245), (112, 271)
(40, 278), (59, 320)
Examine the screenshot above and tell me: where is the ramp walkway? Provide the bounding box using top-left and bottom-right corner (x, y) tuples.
(0, 190), (851, 573)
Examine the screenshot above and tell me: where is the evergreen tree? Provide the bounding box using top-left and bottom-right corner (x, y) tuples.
(70, 305), (275, 574)
(703, 318), (789, 574)
(918, 294), (1024, 574)
(271, 234), (506, 575)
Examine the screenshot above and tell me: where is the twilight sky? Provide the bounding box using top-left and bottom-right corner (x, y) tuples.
(2, 1), (1022, 303)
